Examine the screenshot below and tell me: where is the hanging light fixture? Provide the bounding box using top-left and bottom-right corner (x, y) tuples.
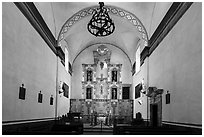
(87, 2), (115, 37)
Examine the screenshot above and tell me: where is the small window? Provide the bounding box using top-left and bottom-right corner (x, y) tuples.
(69, 62), (72, 74)
(65, 47), (69, 73)
(132, 62), (136, 75)
(135, 46), (141, 74)
(50, 95), (54, 105)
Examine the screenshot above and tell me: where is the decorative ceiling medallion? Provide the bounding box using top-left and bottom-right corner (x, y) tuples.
(87, 2), (115, 37)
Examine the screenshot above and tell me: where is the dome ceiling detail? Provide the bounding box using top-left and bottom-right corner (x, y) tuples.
(57, 5), (148, 47)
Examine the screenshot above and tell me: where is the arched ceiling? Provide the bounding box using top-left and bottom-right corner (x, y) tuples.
(34, 2), (172, 65)
(61, 12), (143, 65)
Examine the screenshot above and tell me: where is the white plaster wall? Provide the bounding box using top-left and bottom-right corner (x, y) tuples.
(149, 3), (202, 124)
(2, 3), (71, 121)
(132, 59), (148, 119)
(57, 60), (71, 117)
(71, 44), (132, 99)
(71, 47), (94, 99)
(2, 3), (56, 121)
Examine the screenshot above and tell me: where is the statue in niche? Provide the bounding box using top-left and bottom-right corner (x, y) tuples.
(86, 87), (92, 99)
(112, 88), (117, 99)
(112, 70), (117, 82)
(87, 69), (93, 82)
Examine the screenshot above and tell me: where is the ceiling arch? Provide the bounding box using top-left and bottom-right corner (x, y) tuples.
(34, 2), (173, 68)
(57, 4), (149, 48)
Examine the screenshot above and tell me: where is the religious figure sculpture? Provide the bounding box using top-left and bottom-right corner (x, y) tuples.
(86, 87), (92, 99)
(87, 69), (93, 82)
(112, 70), (117, 82)
(112, 88), (117, 99)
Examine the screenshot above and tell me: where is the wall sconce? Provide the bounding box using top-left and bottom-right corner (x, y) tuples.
(59, 90), (63, 94)
(59, 81), (63, 94)
(140, 79), (146, 94)
(166, 91), (170, 104)
(138, 100), (142, 105)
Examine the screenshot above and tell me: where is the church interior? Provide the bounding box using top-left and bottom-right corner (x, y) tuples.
(2, 2), (202, 135)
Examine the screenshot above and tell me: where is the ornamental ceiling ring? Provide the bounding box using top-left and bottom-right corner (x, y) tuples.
(57, 5), (149, 47)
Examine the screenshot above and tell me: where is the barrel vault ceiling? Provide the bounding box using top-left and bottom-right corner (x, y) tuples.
(34, 2), (172, 64)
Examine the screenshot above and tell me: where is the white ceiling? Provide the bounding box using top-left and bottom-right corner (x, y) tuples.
(35, 2), (172, 64)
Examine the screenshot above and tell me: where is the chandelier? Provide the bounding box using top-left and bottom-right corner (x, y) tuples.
(87, 2), (115, 37)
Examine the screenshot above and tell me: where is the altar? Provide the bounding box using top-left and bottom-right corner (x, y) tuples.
(70, 45), (133, 124)
(97, 114), (106, 124)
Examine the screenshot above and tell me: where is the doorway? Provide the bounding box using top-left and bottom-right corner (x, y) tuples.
(150, 104), (158, 127)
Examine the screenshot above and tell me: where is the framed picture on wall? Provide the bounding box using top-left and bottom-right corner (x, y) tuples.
(38, 91), (43, 103)
(50, 96), (53, 105)
(19, 84), (26, 100)
(62, 82), (69, 98)
(135, 83), (142, 99)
